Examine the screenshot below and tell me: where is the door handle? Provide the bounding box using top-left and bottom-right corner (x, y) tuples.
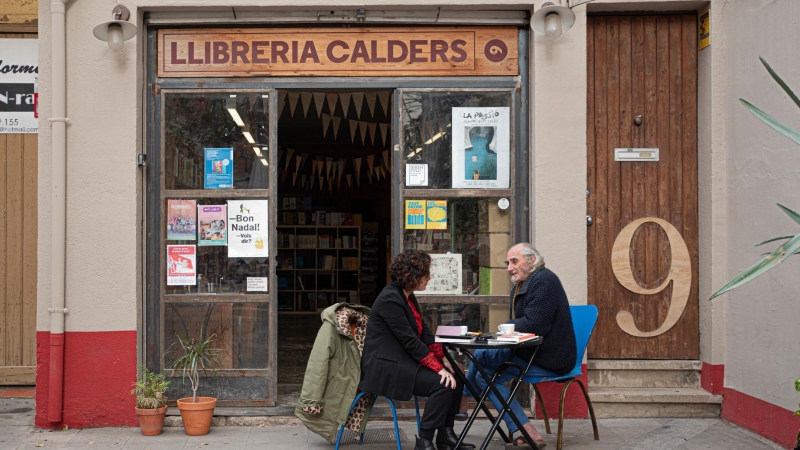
(587, 215), (593, 226)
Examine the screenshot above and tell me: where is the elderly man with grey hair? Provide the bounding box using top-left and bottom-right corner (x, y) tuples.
(461, 243), (576, 449)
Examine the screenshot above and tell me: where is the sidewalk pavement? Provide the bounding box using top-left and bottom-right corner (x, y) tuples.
(0, 398), (785, 450)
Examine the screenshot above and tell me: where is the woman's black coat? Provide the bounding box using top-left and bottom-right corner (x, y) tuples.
(359, 282), (436, 401)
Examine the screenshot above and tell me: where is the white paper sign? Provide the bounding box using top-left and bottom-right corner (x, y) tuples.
(405, 164), (428, 186)
(167, 245), (197, 286)
(418, 253), (462, 295)
(451, 107), (510, 189)
(227, 200), (269, 257)
(0, 39), (38, 134)
(246, 277), (269, 292)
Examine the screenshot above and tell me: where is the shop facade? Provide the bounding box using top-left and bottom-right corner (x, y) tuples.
(34, 0), (800, 447)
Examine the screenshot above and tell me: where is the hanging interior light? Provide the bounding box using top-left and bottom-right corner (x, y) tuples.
(92, 2), (138, 51)
(531, 1), (576, 39)
(226, 96), (246, 127)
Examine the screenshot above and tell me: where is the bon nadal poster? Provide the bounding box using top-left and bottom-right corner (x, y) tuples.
(227, 200), (269, 258)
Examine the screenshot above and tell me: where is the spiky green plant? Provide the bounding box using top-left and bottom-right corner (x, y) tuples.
(170, 333), (222, 403)
(709, 57), (800, 299)
(130, 365), (170, 409)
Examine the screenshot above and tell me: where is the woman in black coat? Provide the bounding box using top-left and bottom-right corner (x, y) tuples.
(359, 250), (475, 450)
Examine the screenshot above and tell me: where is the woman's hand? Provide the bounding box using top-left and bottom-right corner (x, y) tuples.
(438, 368), (457, 389)
(442, 358), (455, 374)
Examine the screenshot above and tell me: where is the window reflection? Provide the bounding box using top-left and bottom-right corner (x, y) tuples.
(165, 93), (270, 190)
(402, 92), (511, 189)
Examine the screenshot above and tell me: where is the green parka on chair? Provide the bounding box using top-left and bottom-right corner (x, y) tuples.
(295, 302), (373, 443)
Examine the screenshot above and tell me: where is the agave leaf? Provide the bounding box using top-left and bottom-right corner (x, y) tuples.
(756, 235), (795, 246)
(739, 99), (800, 146)
(760, 57), (800, 110)
(710, 233), (800, 299)
(777, 203), (800, 225)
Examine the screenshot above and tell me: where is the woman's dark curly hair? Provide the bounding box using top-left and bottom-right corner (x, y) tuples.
(391, 250), (432, 292)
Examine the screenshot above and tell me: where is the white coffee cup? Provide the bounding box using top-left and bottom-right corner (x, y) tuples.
(498, 323), (515, 335)
(460, 326), (469, 335)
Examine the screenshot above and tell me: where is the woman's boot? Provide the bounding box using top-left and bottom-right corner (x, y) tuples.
(436, 427), (476, 450)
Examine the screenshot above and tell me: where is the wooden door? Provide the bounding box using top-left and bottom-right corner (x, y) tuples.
(587, 15), (698, 360)
(0, 133), (38, 383)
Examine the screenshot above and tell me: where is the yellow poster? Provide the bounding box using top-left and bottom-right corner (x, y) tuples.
(699, 9), (710, 50)
(405, 200), (426, 229)
(426, 200), (448, 230)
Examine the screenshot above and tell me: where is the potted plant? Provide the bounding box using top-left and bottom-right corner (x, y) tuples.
(171, 333), (222, 436)
(130, 365), (170, 436)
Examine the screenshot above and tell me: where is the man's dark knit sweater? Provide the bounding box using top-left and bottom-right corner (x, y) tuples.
(508, 266), (576, 376)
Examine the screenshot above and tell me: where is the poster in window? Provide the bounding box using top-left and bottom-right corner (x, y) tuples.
(227, 200), (269, 257)
(426, 200), (448, 230)
(405, 200), (426, 229)
(418, 253), (462, 295)
(198, 205), (227, 246)
(451, 107), (510, 189)
(167, 199), (196, 240)
(0, 39), (38, 134)
(167, 245), (197, 286)
(204, 148), (234, 189)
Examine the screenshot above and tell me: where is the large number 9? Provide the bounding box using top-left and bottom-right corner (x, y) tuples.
(610, 217), (692, 338)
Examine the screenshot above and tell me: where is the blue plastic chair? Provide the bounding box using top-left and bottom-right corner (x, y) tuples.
(522, 305), (600, 450)
(334, 394), (421, 450)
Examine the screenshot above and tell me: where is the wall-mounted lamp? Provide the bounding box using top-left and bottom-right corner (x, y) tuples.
(531, 1), (576, 39)
(92, 3), (137, 51)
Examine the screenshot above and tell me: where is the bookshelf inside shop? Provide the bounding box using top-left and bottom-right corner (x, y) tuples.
(277, 196), (361, 313)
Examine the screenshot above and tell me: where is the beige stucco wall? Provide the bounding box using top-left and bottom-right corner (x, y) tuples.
(720, 0), (800, 412)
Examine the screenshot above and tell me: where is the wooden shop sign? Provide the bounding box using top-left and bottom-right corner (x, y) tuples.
(158, 27), (518, 77)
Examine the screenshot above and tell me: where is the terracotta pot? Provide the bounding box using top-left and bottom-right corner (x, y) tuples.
(176, 397), (217, 436)
(135, 405), (167, 436)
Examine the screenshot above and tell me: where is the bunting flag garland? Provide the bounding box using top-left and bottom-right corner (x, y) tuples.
(288, 92), (300, 117)
(368, 122), (377, 146)
(358, 121), (368, 144)
(354, 157), (362, 186)
(326, 93), (339, 115)
(349, 120), (359, 144)
(367, 169), (373, 184)
(321, 113), (332, 137)
(331, 116), (342, 140)
(311, 159), (319, 177)
(382, 150), (390, 170)
(380, 123), (389, 147)
(367, 154), (375, 173)
(319, 173), (324, 191)
(292, 172), (298, 186)
(378, 91), (390, 116)
(365, 91), (377, 118)
(346, 174), (352, 188)
(278, 92), (287, 117)
(300, 92), (313, 118)
(284, 148), (295, 172)
(301, 174), (306, 188)
(328, 177), (333, 193)
(352, 92), (364, 119)
(313, 92), (326, 117)
(325, 157), (333, 177)
(379, 166), (386, 180)
(281, 169), (289, 182)
(339, 93), (352, 118)
(300, 152), (309, 170)
(295, 155), (302, 172)
(310, 174), (315, 190)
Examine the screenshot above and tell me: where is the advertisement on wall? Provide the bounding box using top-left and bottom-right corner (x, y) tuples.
(167, 245), (197, 285)
(204, 148), (234, 189)
(0, 39), (38, 134)
(166, 199), (197, 240)
(451, 107), (510, 189)
(418, 253), (462, 295)
(227, 200), (268, 257)
(198, 205), (227, 246)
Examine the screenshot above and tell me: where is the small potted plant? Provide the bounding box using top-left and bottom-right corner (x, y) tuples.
(130, 365), (170, 436)
(171, 333), (222, 436)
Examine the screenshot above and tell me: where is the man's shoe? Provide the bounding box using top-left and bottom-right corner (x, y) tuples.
(415, 436), (437, 450)
(436, 427), (476, 450)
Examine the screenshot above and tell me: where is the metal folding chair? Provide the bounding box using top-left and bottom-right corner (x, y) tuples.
(334, 393), (421, 450)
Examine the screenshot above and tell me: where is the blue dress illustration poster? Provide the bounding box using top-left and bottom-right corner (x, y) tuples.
(451, 107), (510, 189)
(204, 148), (234, 189)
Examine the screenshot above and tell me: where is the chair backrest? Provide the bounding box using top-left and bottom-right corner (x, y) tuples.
(569, 305), (599, 375)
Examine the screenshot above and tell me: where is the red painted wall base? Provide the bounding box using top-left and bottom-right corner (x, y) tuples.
(722, 387), (799, 449)
(532, 364), (589, 419)
(701, 362), (724, 395)
(36, 330), (138, 428)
